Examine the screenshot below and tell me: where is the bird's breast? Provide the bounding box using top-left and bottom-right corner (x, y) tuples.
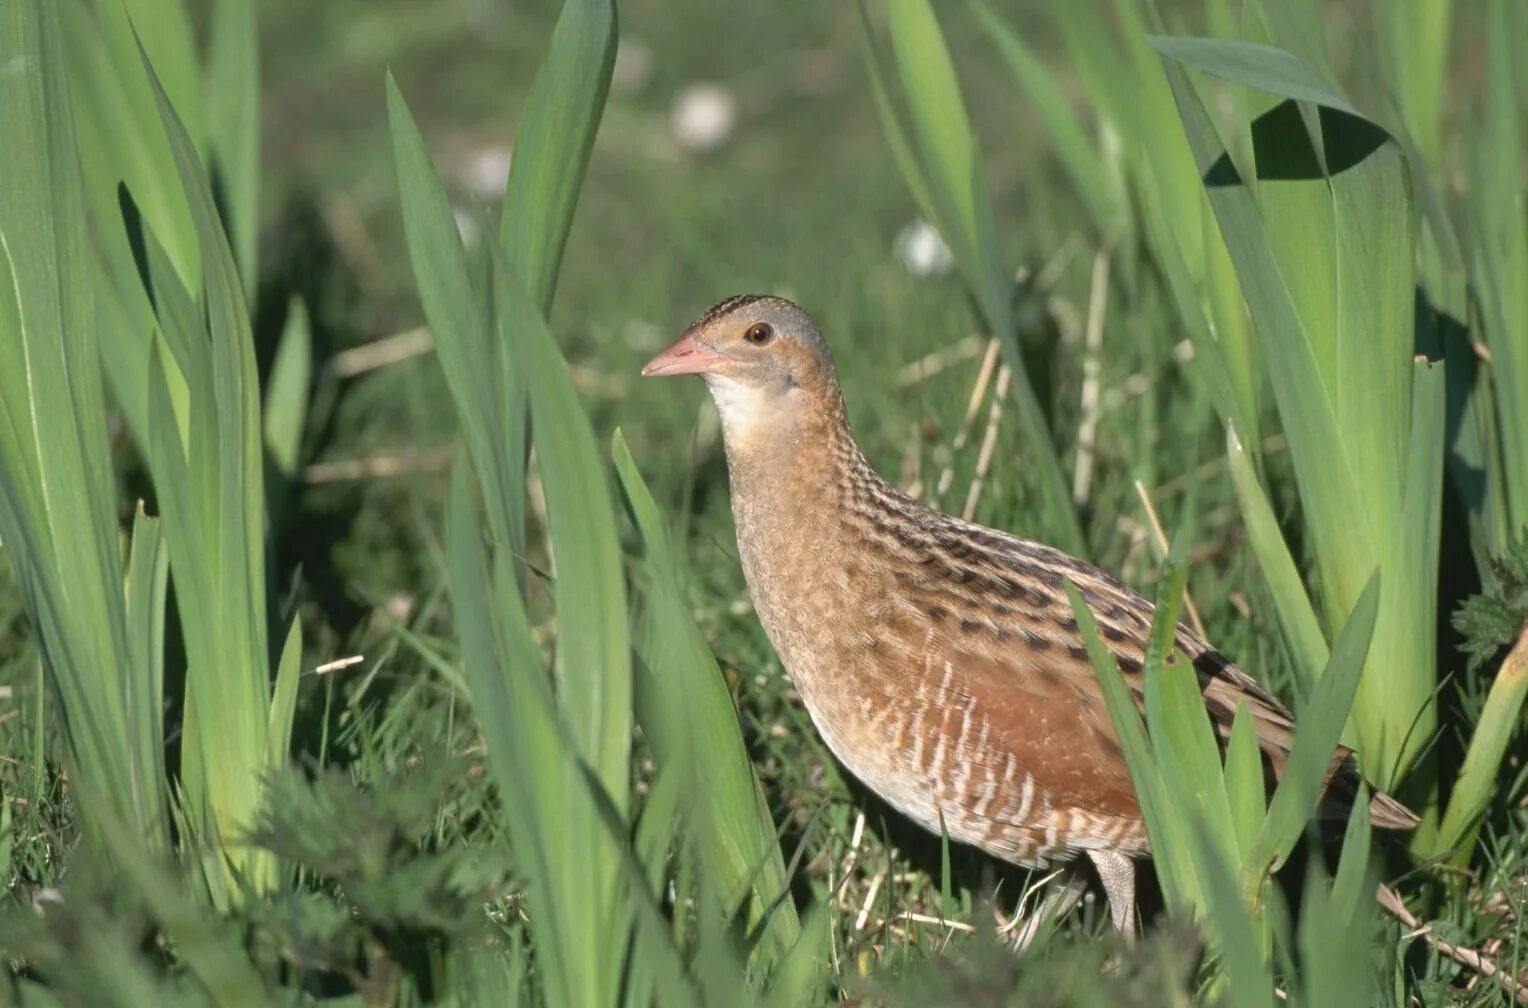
(728, 475), (1148, 867)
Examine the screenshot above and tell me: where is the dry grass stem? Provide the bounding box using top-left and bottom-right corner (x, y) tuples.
(961, 362), (1012, 521)
(331, 327), (435, 377)
(1155, 433), (1289, 499)
(837, 811), (868, 886)
(303, 445), (454, 483)
(1072, 250), (1111, 505)
(313, 655), (365, 675)
(1101, 340), (1195, 411)
(1035, 234), (1085, 290)
(855, 870), (886, 932)
(995, 869), (1066, 939)
(320, 195), (390, 291)
(894, 335), (984, 387)
(1133, 480), (1207, 638)
(1377, 883), (1528, 1004)
(933, 338), (1001, 502)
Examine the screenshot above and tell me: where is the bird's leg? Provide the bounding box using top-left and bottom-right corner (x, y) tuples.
(1008, 868), (1088, 953)
(1086, 850), (1136, 941)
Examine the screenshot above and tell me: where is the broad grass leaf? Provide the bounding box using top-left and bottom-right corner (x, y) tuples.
(1194, 826), (1276, 1008)
(1246, 574), (1379, 880)
(387, 76), (521, 557)
(1466, 0), (1528, 536)
(1068, 582), (1196, 912)
(492, 250), (631, 815)
(1295, 803), (1377, 1007)
(143, 38), (276, 894)
(206, 0), (260, 297)
(498, 0), (616, 314)
(444, 459), (587, 1008)
(0, 0), (167, 849)
(121, 0), (205, 149)
(1223, 703), (1265, 862)
(1154, 38), (1434, 783)
(1378, 0), (1454, 166)
(1142, 552), (1238, 870)
(1436, 630), (1528, 862)
(1145, 37), (1356, 115)
(1226, 424), (1327, 690)
(123, 505), (170, 849)
(62, 0), (200, 292)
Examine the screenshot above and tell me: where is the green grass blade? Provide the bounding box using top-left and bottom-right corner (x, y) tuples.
(387, 76), (521, 557)
(856, 8), (937, 228)
(869, 0), (1084, 552)
(970, 0), (1124, 242)
(1330, 787), (1372, 922)
(263, 296), (311, 486)
(1296, 800), (1376, 1007)
(1467, 0), (1528, 536)
(612, 430), (799, 962)
(1153, 36), (1431, 784)
(1136, 170), (1261, 450)
(1067, 581), (1193, 911)
(1223, 702), (1266, 863)
(1225, 424), (1328, 688)
(497, 0), (616, 314)
(120, 0), (205, 150)
(205, 0), (260, 298)
(142, 39), (277, 895)
(1194, 826), (1276, 1008)
(1147, 35), (1356, 113)
(123, 505), (170, 850)
(493, 250), (631, 816)
(445, 459), (617, 1008)
(267, 617), (302, 774)
(1245, 574), (1379, 882)
(1435, 631), (1528, 863)
(0, 0), (168, 850)
(396, 44), (634, 998)
(1378, 0), (1454, 166)
(1142, 550), (1238, 868)
(63, 0), (200, 292)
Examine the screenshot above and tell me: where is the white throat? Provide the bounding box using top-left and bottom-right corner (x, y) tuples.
(705, 375), (771, 432)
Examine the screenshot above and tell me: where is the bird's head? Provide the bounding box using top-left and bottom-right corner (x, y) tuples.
(641, 295), (840, 441)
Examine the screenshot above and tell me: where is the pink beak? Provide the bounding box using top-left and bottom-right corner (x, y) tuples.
(641, 330), (730, 377)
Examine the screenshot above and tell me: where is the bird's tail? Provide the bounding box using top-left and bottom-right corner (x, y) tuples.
(1319, 750), (1420, 830)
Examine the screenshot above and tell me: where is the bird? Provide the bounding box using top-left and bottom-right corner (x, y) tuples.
(641, 294), (1418, 941)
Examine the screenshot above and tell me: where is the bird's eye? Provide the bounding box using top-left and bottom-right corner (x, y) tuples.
(744, 322), (774, 346)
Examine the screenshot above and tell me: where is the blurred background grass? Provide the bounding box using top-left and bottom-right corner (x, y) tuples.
(2, 0), (1524, 1004)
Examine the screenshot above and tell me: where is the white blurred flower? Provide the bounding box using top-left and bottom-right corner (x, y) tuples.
(895, 219), (954, 278)
(671, 82), (737, 154)
(613, 37), (653, 94)
(461, 145), (512, 200)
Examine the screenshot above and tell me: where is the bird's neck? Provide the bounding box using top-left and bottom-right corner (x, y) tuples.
(710, 377), (866, 521)
(712, 379), (896, 619)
